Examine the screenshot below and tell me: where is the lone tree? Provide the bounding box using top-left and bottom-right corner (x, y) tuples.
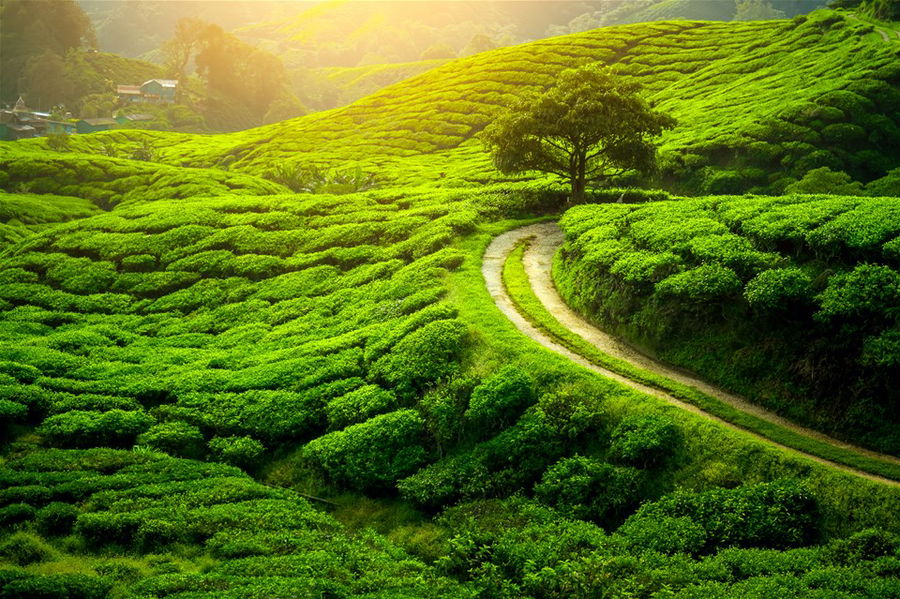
(480, 64), (675, 203)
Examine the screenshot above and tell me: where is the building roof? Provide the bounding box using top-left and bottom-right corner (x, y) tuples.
(143, 79), (178, 88)
(124, 113), (154, 121)
(13, 97), (28, 112)
(8, 124), (35, 132)
(80, 118), (118, 126)
(117, 85), (142, 95)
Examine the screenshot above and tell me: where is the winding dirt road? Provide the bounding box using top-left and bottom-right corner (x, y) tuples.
(482, 222), (900, 487)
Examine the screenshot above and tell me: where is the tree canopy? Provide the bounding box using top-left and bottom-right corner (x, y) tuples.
(0, 0), (95, 105)
(480, 64), (675, 202)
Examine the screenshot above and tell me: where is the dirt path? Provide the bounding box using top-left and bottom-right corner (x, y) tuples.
(847, 13), (898, 42)
(482, 222), (900, 487)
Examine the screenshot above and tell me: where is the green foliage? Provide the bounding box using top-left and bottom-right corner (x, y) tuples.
(0, 573), (112, 599)
(136, 421), (206, 459)
(0, 532), (58, 565)
(208, 435), (265, 469)
(325, 384), (397, 430)
(557, 196), (900, 453)
(35, 502), (78, 536)
(744, 267), (813, 310)
(267, 162), (377, 194)
(655, 263), (743, 302)
(608, 414), (678, 468)
(816, 264), (900, 323)
(534, 455), (644, 524)
(784, 167), (865, 195)
(618, 479), (818, 554)
(371, 319), (467, 398)
(481, 64), (675, 201)
(464, 366), (535, 436)
(37, 409), (154, 449)
(304, 409), (427, 491)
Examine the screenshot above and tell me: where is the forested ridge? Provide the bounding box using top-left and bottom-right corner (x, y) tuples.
(0, 7), (898, 599)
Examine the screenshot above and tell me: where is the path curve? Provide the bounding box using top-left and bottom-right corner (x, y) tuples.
(847, 13), (899, 43)
(483, 222), (900, 487)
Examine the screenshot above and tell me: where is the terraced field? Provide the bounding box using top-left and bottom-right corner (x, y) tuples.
(1, 9), (900, 599)
(8, 10), (898, 194)
(554, 195), (900, 454)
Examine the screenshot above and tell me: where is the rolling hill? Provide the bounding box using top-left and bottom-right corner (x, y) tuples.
(12, 10), (897, 196)
(1, 9), (900, 599)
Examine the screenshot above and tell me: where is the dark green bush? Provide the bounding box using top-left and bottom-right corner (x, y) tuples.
(744, 267), (813, 311)
(208, 436), (265, 470)
(370, 319), (466, 398)
(534, 456), (643, 524)
(304, 409), (427, 491)
(0, 573), (112, 599)
(464, 366), (535, 437)
(0, 504), (35, 528)
(325, 385), (396, 431)
(35, 502), (78, 536)
(618, 479), (818, 554)
(608, 414), (678, 468)
(0, 532), (58, 565)
(137, 422), (206, 459)
(36, 410), (155, 449)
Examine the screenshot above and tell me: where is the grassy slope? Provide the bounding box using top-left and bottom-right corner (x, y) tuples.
(315, 59), (451, 107)
(501, 236), (900, 480)
(553, 197), (900, 454)
(0, 194), (101, 249)
(15, 10), (894, 194)
(81, 51), (164, 86)
(1, 10), (899, 598)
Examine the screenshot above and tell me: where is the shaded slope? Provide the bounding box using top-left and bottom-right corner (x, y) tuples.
(484, 222), (900, 483)
(555, 196), (900, 454)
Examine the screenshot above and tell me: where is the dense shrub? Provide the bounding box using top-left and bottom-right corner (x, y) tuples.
(36, 410), (155, 449)
(0, 532), (58, 565)
(617, 479), (818, 554)
(744, 267), (812, 311)
(35, 502), (79, 536)
(304, 409), (427, 491)
(208, 436), (265, 470)
(608, 414), (678, 468)
(534, 456), (644, 524)
(464, 366), (535, 437)
(325, 385), (397, 430)
(370, 320), (467, 398)
(0, 573), (112, 599)
(557, 197), (900, 453)
(136, 422), (206, 459)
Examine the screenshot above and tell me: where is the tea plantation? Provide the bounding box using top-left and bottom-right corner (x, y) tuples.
(1, 8), (899, 599)
(13, 10), (898, 196)
(555, 195), (900, 454)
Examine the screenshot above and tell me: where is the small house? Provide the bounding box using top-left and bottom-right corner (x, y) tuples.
(6, 123), (37, 140)
(139, 79), (178, 103)
(115, 113), (153, 125)
(76, 118), (117, 134)
(46, 120), (76, 135)
(116, 85), (143, 103)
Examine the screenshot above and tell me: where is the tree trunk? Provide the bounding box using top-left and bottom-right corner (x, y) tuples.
(570, 152), (586, 204)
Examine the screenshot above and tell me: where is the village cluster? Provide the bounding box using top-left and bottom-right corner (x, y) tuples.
(0, 79), (178, 141)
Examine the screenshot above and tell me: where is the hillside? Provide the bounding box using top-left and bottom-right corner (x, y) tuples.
(1, 10), (900, 599)
(556, 196), (900, 454)
(18, 10), (897, 196)
(1, 181), (899, 597)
